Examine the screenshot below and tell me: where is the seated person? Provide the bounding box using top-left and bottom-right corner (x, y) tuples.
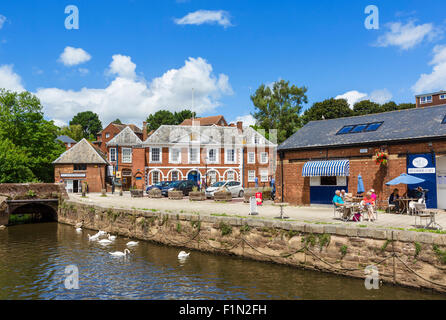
(363, 192), (376, 221)
(340, 189), (346, 201)
(333, 190), (345, 207)
(370, 189), (377, 202)
(389, 188), (400, 211)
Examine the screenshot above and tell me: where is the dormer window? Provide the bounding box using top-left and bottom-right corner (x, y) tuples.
(440, 94), (446, 100)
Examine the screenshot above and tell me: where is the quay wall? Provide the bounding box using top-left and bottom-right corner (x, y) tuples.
(58, 200), (446, 294)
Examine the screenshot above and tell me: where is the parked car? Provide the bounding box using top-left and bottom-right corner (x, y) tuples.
(162, 180), (199, 196)
(205, 180), (244, 198)
(146, 181), (172, 193)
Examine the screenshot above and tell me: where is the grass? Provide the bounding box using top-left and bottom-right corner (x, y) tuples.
(340, 245), (348, 258)
(433, 244), (446, 264)
(219, 221), (232, 236)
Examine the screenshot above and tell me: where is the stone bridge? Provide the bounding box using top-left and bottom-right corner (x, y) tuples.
(0, 183), (68, 225)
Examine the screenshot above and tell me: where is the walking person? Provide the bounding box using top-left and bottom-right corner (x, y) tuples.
(270, 176), (276, 201)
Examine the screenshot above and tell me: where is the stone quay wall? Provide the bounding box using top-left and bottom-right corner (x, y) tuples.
(58, 200), (446, 294)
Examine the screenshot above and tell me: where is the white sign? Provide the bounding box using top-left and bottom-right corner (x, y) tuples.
(408, 168), (435, 174)
(360, 148), (368, 154)
(412, 157), (428, 168)
(61, 173), (86, 178)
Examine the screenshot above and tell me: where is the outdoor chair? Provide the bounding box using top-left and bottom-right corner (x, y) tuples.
(333, 202), (344, 220)
(413, 202), (428, 227)
(386, 199), (396, 213)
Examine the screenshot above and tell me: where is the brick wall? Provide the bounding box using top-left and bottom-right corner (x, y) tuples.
(54, 164), (107, 192)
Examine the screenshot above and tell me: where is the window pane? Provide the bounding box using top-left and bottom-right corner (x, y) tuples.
(320, 176), (337, 186)
(151, 148), (160, 162)
(351, 124), (367, 133)
(337, 126), (354, 134)
(364, 122), (383, 132)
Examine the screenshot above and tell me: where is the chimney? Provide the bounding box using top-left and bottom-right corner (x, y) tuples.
(142, 121), (147, 141)
(237, 121), (243, 133)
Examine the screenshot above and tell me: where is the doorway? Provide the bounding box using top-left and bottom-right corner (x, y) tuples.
(187, 170), (200, 183)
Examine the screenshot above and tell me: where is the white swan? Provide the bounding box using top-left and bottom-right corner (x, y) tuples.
(108, 234), (116, 241)
(76, 227), (82, 232)
(109, 249), (130, 257)
(88, 233), (100, 241)
(126, 241), (139, 246)
(178, 251), (190, 259)
(98, 238), (113, 245)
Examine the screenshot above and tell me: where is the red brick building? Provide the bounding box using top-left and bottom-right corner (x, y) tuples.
(53, 138), (111, 193)
(94, 122), (142, 154)
(277, 94), (446, 209)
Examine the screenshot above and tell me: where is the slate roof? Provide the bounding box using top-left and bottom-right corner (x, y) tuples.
(98, 123), (142, 135)
(106, 126), (143, 147)
(56, 135), (76, 143)
(278, 104), (446, 151)
(53, 138), (109, 164)
(143, 125), (277, 147)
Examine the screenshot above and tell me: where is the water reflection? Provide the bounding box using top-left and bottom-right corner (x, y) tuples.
(0, 222), (444, 300)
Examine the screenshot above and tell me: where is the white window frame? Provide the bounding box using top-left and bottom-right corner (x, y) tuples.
(260, 152), (268, 164)
(105, 133), (110, 138)
(440, 94), (446, 100)
(122, 148), (132, 163)
(152, 171), (160, 184)
(260, 169), (268, 182)
(188, 148), (200, 164)
(171, 170), (179, 181)
(169, 147), (181, 164)
(150, 147), (162, 163)
(248, 170), (256, 182)
(225, 148), (235, 164)
(208, 170), (218, 184)
(227, 170), (236, 181)
(420, 96), (432, 104)
(207, 148), (218, 164)
(247, 151), (255, 164)
(109, 148), (117, 162)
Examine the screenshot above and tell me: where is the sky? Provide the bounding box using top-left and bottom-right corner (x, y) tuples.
(0, 0), (445, 128)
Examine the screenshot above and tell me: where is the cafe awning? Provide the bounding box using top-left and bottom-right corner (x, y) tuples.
(302, 160), (350, 177)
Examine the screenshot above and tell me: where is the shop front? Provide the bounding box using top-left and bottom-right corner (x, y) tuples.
(302, 160), (349, 205)
(407, 153), (437, 209)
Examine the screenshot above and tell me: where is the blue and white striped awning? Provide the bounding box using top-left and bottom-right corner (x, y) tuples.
(302, 160), (350, 177)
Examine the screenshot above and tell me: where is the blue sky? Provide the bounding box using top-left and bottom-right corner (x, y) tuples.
(0, 0), (445, 127)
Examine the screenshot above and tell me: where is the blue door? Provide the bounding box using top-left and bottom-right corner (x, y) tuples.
(309, 177), (348, 205)
(407, 153), (437, 209)
(187, 171), (200, 183)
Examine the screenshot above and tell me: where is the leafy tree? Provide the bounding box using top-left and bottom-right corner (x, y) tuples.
(146, 110), (177, 131)
(302, 98), (353, 125)
(352, 100), (381, 115)
(112, 118), (122, 124)
(58, 124), (83, 141)
(69, 111), (102, 139)
(0, 89), (65, 182)
(174, 110), (196, 124)
(251, 80), (308, 143)
(0, 139), (36, 183)
(397, 103), (416, 110)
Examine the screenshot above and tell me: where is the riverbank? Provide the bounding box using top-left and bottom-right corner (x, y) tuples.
(59, 195), (446, 294)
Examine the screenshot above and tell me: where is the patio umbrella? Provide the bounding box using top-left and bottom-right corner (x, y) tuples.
(385, 173), (425, 186)
(357, 174), (365, 194)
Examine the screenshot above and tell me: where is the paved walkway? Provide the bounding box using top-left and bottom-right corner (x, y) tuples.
(69, 193), (446, 231)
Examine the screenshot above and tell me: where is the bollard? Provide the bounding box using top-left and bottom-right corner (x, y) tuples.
(101, 189), (106, 196)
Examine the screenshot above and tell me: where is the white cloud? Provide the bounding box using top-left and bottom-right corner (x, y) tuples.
(174, 10), (232, 28)
(0, 15), (6, 29)
(59, 46), (91, 66)
(376, 21), (440, 50)
(233, 114), (256, 127)
(0, 65), (25, 92)
(412, 45), (446, 94)
(36, 56), (232, 126)
(336, 89), (393, 108)
(106, 54), (136, 79)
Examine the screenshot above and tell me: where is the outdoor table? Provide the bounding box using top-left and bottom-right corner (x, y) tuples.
(342, 203), (360, 221)
(274, 202), (289, 219)
(351, 197), (363, 203)
(418, 209), (443, 230)
(397, 198), (418, 215)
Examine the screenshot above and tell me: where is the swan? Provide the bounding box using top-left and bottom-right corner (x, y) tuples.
(76, 227), (82, 232)
(126, 241), (139, 246)
(178, 251), (190, 259)
(108, 234), (116, 241)
(98, 238), (113, 245)
(109, 249), (130, 257)
(88, 233), (100, 241)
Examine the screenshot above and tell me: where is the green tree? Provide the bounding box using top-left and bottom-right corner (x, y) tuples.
(0, 139), (36, 183)
(251, 80), (308, 143)
(397, 103), (416, 110)
(112, 118), (122, 124)
(301, 98), (353, 125)
(174, 109), (196, 124)
(146, 110), (177, 131)
(58, 124), (83, 141)
(69, 111), (103, 139)
(352, 100), (381, 115)
(0, 89), (65, 182)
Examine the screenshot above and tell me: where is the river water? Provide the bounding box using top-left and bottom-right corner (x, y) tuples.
(0, 222), (444, 300)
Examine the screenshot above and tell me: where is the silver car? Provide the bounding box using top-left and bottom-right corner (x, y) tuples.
(205, 180), (244, 198)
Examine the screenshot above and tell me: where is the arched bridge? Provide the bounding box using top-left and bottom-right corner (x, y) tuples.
(0, 183), (68, 226)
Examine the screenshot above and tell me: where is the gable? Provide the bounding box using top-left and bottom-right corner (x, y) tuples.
(53, 139), (109, 164)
